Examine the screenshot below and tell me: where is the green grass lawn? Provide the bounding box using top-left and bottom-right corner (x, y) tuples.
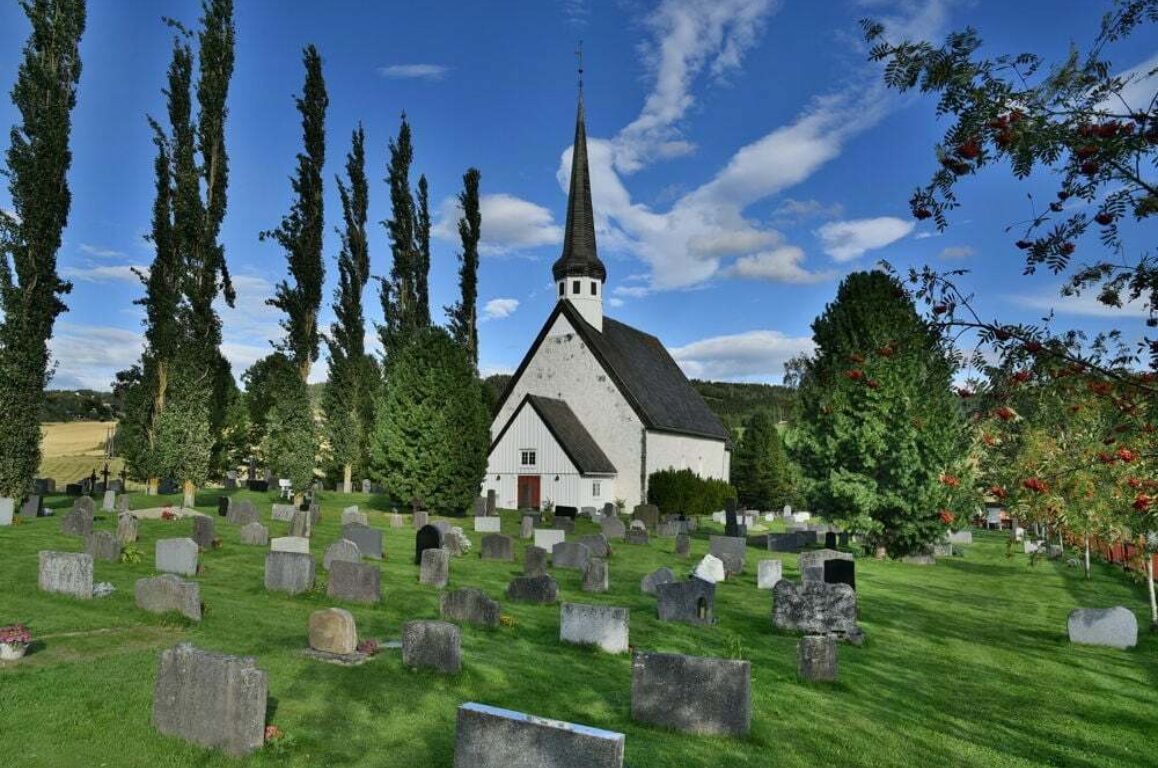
(1, 491), (1155, 767)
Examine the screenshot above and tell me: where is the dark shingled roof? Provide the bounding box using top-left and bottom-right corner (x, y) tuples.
(491, 394), (617, 476)
(494, 301), (732, 444)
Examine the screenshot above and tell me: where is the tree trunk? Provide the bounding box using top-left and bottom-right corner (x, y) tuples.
(182, 480), (196, 509)
(1084, 536), (1091, 580)
(294, 492), (304, 506)
(1147, 557), (1157, 632)
(343, 463), (352, 494)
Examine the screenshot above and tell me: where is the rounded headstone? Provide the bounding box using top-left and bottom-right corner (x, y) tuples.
(309, 608), (358, 655)
(323, 539), (362, 571)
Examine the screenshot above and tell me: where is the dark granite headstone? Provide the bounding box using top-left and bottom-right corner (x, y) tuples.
(453, 702), (625, 768)
(675, 533), (691, 558)
(824, 558), (856, 591)
(217, 496), (230, 517)
(481, 534), (515, 561)
(327, 560), (381, 604)
(766, 532), (808, 553)
(192, 516), (215, 550)
(247, 480), (269, 493)
(625, 529), (649, 546)
(402, 620), (461, 674)
(523, 545), (548, 577)
(656, 578), (715, 625)
(21, 494), (42, 518)
(554, 505), (578, 519)
(65, 483), (83, 496)
(771, 580), (858, 638)
(824, 531), (837, 549)
(342, 522), (383, 560)
(506, 575), (558, 604)
(724, 498), (740, 537)
(631, 652), (750, 737)
(415, 524), (443, 565)
(440, 587), (501, 629)
(632, 504), (659, 530)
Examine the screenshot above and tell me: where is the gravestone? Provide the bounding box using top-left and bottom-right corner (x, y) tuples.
(561, 602), (629, 653)
(270, 536), (310, 554)
(21, 494), (42, 518)
(632, 504), (659, 530)
(86, 530), (121, 561)
(192, 516), (216, 550)
(289, 509), (312, 538)
(473, 496), (487, 517)
(824, 531), (837, 549)
(800, 549), (854, 584)
(534, 528), (565, 550)
(152, 643), (267, 757)
(61, 505), (93, 537)
(582, 557), (609, 593)
(414, 509), (429, 530)
(708, 535), (747, 575)
(474, 516), (501, 533)
(578, 533), (610, 558)
(656, 578), (715, 624)
(520, 515), (534, 539)
(553, 541), (590, 570)
(766, 532), (809, 553)
(232, 500), (260, 526)
(948, 530), (973, 545)
(390, 513), (405, 528)
(481, 533), (515, 561)
(444, 527), (472, 557)
(757, 559), (783, 590)
(217, 496), (230, 518)
(798, 635), (838, 681)
(656, 521), (682, 538)
(309, 608), (357, 655)
(362, 479), (371, 494)
(0, 497), (13, 526)
(641, 567), (675, 595)
(420, 547), (450, 588)
(38, 551), (93, 598)
(441, 587), (501, 628)
(824, 558), (856, 591)
(675, 533), (691, 558)
(433, 520), (452, 537)
(415, 524), (443, 564)
(506, 574), (558, 604)
(486, 489), (497, 516)
(1067, 606), (1138, 649)
(271, 504), (296, 522)
(523, 545), (548, 577)
(723, 498), (740, 537)
(341, 506), (367, 526)
(553, 516), (575, 533)
(103, 489), (117, 512)
(327, 560), (380, 604)
(239, 523), (269, 546)
(116, 495), (131, 514)
(136, 574), (202, 621)
(555, 505), (578, 519)
(452, 702), (625, 768)
(902, 553), (937, 566)
(625, 529), (649, 546)
(631, 651), (750, 736)
(64, 483), (82, 496)
(692, 553), (726, 584)
(264, 551), (315, 595)
(600, 515), (625, 540)
(156, 538), (199, 577)
(772, 580), (859, 638)
(402, 620), (461, 674)
(342, 522), (383, 560)
(323, 539), (362, 571)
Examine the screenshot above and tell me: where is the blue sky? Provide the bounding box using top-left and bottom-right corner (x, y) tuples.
(0, 0), (1154, 390)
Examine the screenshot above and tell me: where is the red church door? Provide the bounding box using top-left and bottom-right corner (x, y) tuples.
(517, 475), (541, 510)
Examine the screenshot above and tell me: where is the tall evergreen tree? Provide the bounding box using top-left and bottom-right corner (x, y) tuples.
(790, 271), (969, 557)
(263, 44), (328, 382)
(446, 168), (481, 367)
(415, 174), (431, 328)
(732, 410), (793, 510)
(0, 0), (86, 498)
(324, 125), (375, 493)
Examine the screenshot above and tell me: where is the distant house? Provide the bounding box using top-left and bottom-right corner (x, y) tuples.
(483, 90), (730, 511)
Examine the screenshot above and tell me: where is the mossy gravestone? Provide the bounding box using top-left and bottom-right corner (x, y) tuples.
(440, 588), (500, 629)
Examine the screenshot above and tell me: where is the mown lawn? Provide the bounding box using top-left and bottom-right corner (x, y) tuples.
(1, 491), (1155, 767)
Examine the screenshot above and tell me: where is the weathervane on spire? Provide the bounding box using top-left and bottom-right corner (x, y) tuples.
(576, 40), (584, 94)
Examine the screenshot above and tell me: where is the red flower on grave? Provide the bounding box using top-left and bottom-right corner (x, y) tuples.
(265, 725), (284, 742)
(1127, 477), (1143, 489)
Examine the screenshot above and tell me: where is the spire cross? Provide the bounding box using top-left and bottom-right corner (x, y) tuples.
(575, 40), (584, 93)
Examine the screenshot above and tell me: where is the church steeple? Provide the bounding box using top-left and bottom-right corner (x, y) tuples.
(553, 45), (607, 330)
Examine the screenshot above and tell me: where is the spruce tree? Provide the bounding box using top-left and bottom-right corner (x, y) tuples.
(263, 44), (328, 382)
(732, 410), (793, 510)
(446, 168), (481, 367)
(790, 271), (968, 557)
(0, 0), (86, 498)
(324, 125), (375, 493)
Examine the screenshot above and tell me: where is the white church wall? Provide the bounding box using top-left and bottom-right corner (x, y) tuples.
(491, 312), (644, 507)
(644, 431), (730, 496)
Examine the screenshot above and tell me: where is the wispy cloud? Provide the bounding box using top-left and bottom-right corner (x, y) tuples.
(79, 243), (129, 259)
(482, 298), (520, 320)
(61, 264), (147, 283)
(729, 246), (835, 283)
(772, 198), (844, 224)
(817, 217), (914, 262)
(1009, 288), (1151, 319)
(938, 245), (973, 260)
(377, 64), (451, 81)
(433, 193), (562, 255)
(561, 0), (590, 26)
(669, 329), (815, 382)
(48, 323), (145, 390)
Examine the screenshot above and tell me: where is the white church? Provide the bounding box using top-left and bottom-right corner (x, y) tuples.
(483, 90), (731, 511)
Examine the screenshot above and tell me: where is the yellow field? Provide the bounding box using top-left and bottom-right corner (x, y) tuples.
(39, 421), (122, 483)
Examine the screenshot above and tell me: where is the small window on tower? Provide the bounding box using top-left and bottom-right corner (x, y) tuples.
(572, 280), (581, 294)
(592, 481), (601, 497)
(590, 281), (597, 296)
(520, 449), (537, 467)
(558, 282), (564, 297)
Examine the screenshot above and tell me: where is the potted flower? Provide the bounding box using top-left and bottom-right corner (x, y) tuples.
(0, 623), (31, 661)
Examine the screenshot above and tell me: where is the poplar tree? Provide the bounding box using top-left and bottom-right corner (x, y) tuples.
(415, 174), (431, 328)
(263, 44), (328, 382)
(0, 0), (86, 498)
(446, 168), (481, 367)
(324, 125), (375, 492)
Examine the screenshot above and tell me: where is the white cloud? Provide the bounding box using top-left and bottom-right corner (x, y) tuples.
(669, 329), (815, 382)
(1010, 289), (1151, 319)
(938, 245), (973, 260)
(377, 64), (450, 81)
(61, 264), (148, 283)
(913, 230), (939, 240)
(479, 363), (515, 378)
(79, 243), (129, 259)
(483, 298), (520, 320)
(433, 193), (562, 255)
(562, 0), (590, 25)
(48, 323), (145, 390)
(608, 297), (625, 308)
(613, 285), (651, 299)
(1100, 52), (1158, 115)
(772, 198), (844, 223)
(215, 274), (280, 380)
(729, 246), (834, 283)
(2, 207), (21, 224)
(817, 217), (914, 262)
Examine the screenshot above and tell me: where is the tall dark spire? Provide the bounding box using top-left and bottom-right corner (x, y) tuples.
(552, 50), (606, 284)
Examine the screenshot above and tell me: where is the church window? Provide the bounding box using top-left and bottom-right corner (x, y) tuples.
(572, 280), (581, 294)
(592, 481), (601, 497)
(590, 280), (598, 296)
(558, 282), (564, 297)
(520, 449), (537, 467)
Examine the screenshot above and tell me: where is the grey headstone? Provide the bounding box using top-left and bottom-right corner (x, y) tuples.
(766, 532), (808, 553)
(136, 574), (202, 621)
(38, 551), (93, 598)
(361, 478), (371, 494)
(327, 559), (380, 604)
(506, 574), (558, 604)
(192, 516), (216, 550)
(453, 702), (625, 768)
(271, 504), (296, 522)
(901, 553), (937, 566)
(600, 515), (625, 541)
(486, 489), (497, 516)
(708, 535), (747, 575)
(117, 513), (139, 544)
(61, 505), (93, 537)
(288, 509), (312, 538)
(474, 515), (501, 533)
(444, 527), (472, 557)
(402, 620), (461, 674)
(632, 504), (659, 530)
(264, 551), (315, 595)
(947, 530), (973, 545)
(552, 541), (591, 570)
(309, 607), (358, 655)
(675, 533), (691, 558)
(561, 602), (629, 654)
(0, 497), (13, 526)
(414, 509), (429, 530)
(481, 533), (515, 561)
(798, 635), (838, 681)
(420, 547), (450, 588)
(228, 499), (258, 526)
(86, 530), (121, 561)
(656, 578), (715, 625)
(641, 567), (675, 595)
(553, 516), (574, 533)
(533, 528), (565, 550)
(473, 496), (487, 517)
(271, 536), (309, 553)
(21, 494), (42, 518)
(520, 515), (534, 539)
(152, 643), (267, 756)
(341, 506), (366, 526)
(523, 545), (548, 577)
(441, 587), (501, 629)
(239, 522), (269, 546)
(772, 580), (859, 637)
(156, 538), (198, 577)
(390, 513), (405, 528)
(582, 557), (609, 593)
(103, 489), (117, 512)
(434, 520), (452, 537)
(656, 521), (682, 538)
(631, 651), (750, 736)
(1067, 606), (1138, 649)
(581, 506), (597, 518)
(578, 533), (610, 558)
(625, 529), (649, 546)
(757, 559), (783, 590)
(800, 549), (854, 584)
(342, 522), (383, 560)
(323, 539), (362, 571)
